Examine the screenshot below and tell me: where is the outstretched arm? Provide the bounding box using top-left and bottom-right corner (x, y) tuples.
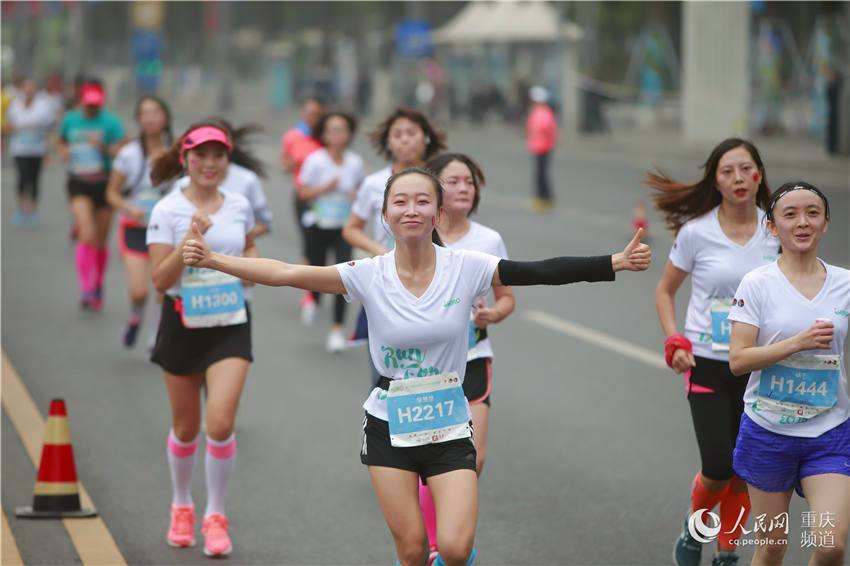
(493, 228), (651, 286)
(182, 223), (346, 294)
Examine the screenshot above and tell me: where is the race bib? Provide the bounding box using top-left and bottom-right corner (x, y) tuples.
(757, 354), (840, 422)
(129, 186), (161, 225)
(70, 142), (104, 176)
(314, 193), (351, 228)
(386, 373), (470, 447)
(179, 267), (247, 328)
(710, 298), (733, 352)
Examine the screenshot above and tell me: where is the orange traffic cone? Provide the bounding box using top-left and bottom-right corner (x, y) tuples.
(15, 399), (96, 518)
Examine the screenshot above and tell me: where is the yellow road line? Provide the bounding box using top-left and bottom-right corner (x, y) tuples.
(1, 351), (127, 565)
(2, 510), (24, 566)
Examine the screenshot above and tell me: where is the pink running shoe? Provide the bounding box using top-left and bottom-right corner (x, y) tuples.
(202, 513), (232, 557)
(166, 504), (196, 548)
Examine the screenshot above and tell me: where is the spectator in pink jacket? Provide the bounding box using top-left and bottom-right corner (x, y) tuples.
(525, 86), (558, 212)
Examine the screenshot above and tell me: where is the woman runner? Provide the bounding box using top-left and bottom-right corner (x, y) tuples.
(182, 167), (651, 566)
(106, 95), (174, 348)
(7, 77), (55, 226)
(651, 138), (776, 566)
(147, 120), (258, 557)
(58, 80), (125, 310)
(729, 182), (849, 566)
(297, 110), (364, 351)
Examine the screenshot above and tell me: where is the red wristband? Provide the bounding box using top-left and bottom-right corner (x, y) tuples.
(664, 334), (693, 368)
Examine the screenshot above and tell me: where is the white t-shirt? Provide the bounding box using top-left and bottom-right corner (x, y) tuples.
(350, 165), (393, 248)
(728, 260), (850, 437)
(444, 221), (509, 361)
(7, 93), (55, 157)
(669, 207), (779, 360)
(298, 148), (364, 229)
(337, 245), (501, 421)
(173, 164), (273, 227)
(113, 140), (174, 225)
(112, 140), (175, 197)
(147, 189), (255, 296)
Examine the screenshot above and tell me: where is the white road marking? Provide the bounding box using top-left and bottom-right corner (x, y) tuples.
(523, 309), (667, 370)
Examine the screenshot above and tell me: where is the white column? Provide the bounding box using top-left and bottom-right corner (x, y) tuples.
(560, 42), (580, 136)
(682, 2), (750, 142)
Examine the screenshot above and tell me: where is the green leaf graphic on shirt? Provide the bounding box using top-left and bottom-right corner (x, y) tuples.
(381, 346), (441, 379)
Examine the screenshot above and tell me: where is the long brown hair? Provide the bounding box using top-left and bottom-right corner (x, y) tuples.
(150, 118), (263, 185)
(382, 167), (444, 247)
(370, 107), (447, 162)
(646, 138), (771, 234)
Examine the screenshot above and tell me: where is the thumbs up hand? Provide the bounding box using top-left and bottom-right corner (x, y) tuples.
(191, 212), (213, 234)
(182, 222), (212, 267)
(612, 227), (652, 272)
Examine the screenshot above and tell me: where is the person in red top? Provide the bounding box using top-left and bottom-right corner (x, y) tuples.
(280, 96), (324, 317)
(525, 86), (558, 212)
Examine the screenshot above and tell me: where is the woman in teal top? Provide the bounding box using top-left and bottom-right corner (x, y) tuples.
(58, 80), (125, 311)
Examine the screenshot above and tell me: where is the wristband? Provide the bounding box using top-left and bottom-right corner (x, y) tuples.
(664, 333), (693, 368)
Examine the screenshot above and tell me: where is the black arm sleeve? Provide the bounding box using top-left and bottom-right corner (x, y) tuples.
(497, 255), (614, 286)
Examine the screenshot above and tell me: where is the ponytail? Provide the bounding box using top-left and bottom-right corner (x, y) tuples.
(150, 137), (184, 185)
(216, 119), (266, 178)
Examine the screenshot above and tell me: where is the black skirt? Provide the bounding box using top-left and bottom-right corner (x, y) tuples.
(151, 295), (253, 375)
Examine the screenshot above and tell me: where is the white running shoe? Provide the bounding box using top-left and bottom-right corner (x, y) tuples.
(300, 293), (316, 326)
(326, 329), (346, 353)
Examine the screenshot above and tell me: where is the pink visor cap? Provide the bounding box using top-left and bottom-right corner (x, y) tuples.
(80, 83), (105, 106)
(181, 126), (233, 154)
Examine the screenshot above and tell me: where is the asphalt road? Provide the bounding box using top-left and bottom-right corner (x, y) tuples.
(2, 121), (848, 565)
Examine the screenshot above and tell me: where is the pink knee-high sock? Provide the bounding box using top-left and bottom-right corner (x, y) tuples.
(95, 247), (109, 289)
(74, 243), (97, 294)
(419, 480), (438, 550)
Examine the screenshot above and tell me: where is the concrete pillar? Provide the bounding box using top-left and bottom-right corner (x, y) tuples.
(682, 2), (750, 142)
(560, 42), (580, 136)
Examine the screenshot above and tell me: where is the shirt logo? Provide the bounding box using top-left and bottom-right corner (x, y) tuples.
(834, 309), (850, 318)
(443, 297), (461, 308)
(732, 298), (744, 307)
(348, 261), (356, 267)
(149, 223), (160, 231)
